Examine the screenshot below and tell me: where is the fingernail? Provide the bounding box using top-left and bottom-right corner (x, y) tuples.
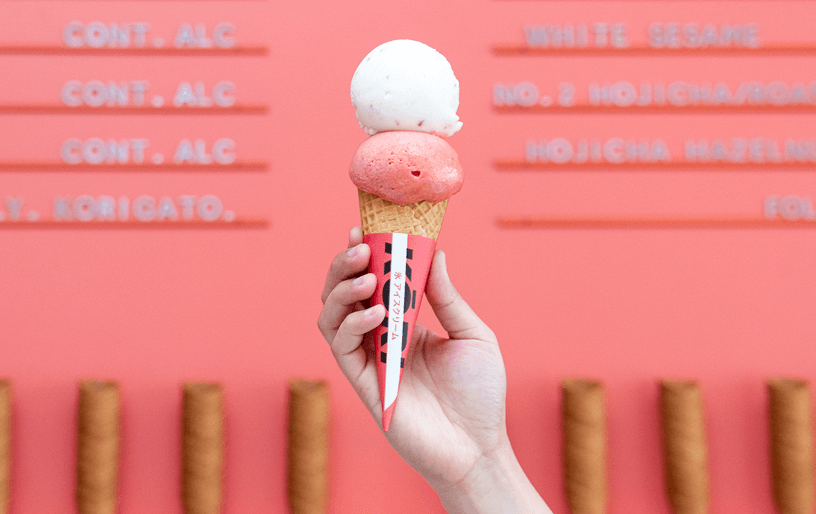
(347, 244), (359, 257)
(365, 305), (380, 317)
(353, 275), (367, 286)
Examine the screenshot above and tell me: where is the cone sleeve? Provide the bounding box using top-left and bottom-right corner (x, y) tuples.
(363, 232), (436, 431)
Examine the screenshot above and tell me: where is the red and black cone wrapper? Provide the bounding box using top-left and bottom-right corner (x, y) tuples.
(364, 232), (436, 432)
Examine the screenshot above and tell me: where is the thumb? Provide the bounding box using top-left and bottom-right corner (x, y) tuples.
(425, 250), (497, 343)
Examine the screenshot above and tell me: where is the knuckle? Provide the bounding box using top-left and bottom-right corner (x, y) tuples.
(331, 248), (351, 272)
(328, 283), (352, 309)
(328, 254), (345, 277)
(330, 323), (350, 354)
(327, 281), (355, 309)
(317, 312), (329, 337)
(324, 287), (338, 307)
(342, 310), (361, 332)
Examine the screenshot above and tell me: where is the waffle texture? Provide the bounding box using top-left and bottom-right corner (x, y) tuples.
(358, 190), (447, 240)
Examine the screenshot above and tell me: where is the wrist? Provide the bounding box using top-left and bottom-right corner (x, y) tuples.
(433, 439), (552, 514)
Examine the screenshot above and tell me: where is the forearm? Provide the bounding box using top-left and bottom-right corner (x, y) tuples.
(434, 440), (552, 514)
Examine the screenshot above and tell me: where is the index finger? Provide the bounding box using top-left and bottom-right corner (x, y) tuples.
(321, 227), (367, 304)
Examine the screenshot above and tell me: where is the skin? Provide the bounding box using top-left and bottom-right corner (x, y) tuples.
(318, 227), (552, 514)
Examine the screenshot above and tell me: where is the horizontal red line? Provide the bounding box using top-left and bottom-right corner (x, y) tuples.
(495, 105), (816, 114)
(498, 217), (816, 229)
(0, 219), (269, 229)
(0, 161), (268, 172)
(495, 160), (816, 171)
(0, 46), (267, 56)
(63, 0), (268, 1)
(105, 0), (263, 1)
(491, 0), (773, 1)
(494, 45), (816, 56)
(0, 105), (268, 115)
(496, 0), (769, 1)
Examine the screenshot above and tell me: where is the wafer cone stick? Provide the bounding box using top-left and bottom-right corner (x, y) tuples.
(562, 379), (607, 514)
(182, 382), (224, 514)
(76, 380), (120, 514)
(0, 381), (10, 514)
(288, 380), (329, 514)
(660, 380), (709, 514)
(769, 378), (814, 514)
(359, 190), (442, 431)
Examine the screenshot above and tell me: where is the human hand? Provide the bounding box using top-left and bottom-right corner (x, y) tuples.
(319, 228), (551, 513)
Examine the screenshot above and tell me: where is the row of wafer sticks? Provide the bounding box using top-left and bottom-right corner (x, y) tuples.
(564, 378), (814, 514)
(0, 377), (809, 513)
(0, 379), (330, 514)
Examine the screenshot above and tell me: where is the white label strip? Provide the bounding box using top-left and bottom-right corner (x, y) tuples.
(383, 232), (407, 410)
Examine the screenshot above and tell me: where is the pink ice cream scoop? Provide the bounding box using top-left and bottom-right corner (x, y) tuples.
(349, 131), (463, 205)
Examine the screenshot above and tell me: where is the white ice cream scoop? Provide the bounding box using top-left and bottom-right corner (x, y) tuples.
(350, 39), (463, 137)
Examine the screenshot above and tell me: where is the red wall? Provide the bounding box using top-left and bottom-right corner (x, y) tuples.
(0, 0), (814, 512)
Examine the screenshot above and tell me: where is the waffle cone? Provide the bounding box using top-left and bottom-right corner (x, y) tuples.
(358, 190), (447, 240)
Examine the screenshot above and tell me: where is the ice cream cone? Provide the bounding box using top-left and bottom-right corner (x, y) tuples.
(359, 190), (444, 431)
(351, 40), (463, 433)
